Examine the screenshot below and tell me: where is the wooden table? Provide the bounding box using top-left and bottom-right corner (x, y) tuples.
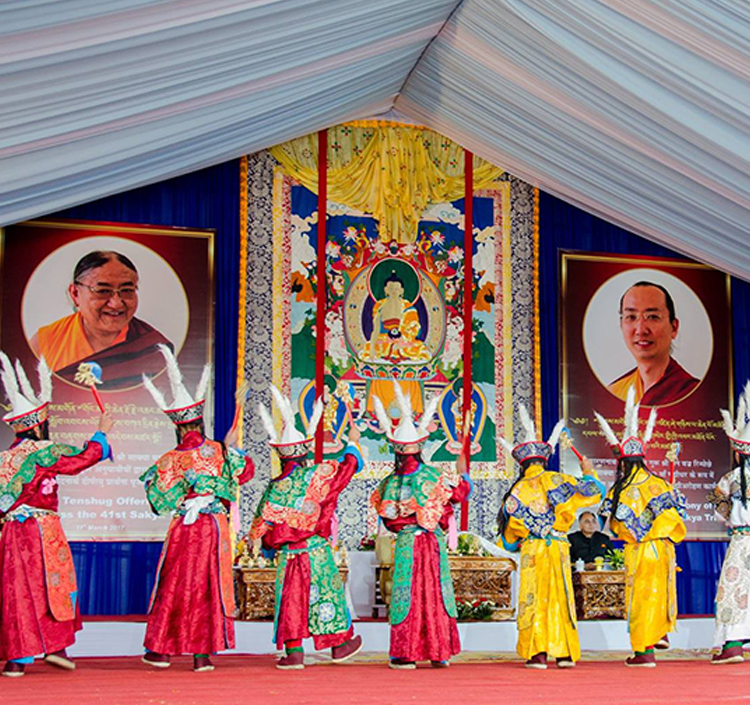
(377, 555), (517, 621)
(234, 565), (349, 621)
(572, 569), (626, 620)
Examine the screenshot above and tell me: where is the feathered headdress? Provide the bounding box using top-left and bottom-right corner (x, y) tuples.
(720, 381), (750, 456)
(142, 344), (210, 425)
(0, 352), (53, 432)
(498, 402), (565, 464)
(258, 384), (323, 459)
(594, 385), (657, 458)
(372, 381), (439, 453)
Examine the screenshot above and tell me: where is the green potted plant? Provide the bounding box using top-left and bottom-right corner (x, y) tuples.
(605, 548), (625, 570)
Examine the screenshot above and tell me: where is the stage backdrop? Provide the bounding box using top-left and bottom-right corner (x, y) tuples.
(239, 128), (540, 546)
(0, 220), (214, 540)
(271, 172), (511, 476)
(561, 252), (732, 539)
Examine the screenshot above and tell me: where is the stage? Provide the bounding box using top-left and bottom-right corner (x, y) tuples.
(2, 609), (731, 704)
(68, 616), (717, 658)
(2, 652), (741, 705)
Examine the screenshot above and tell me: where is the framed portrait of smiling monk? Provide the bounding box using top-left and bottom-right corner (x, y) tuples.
(0, 219), (214, 540)
(560, 252), (732, 539)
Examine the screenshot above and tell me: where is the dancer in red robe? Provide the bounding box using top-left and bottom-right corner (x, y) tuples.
(0, 353), (112, 678)
(140, 346), (254, 673)
(250, 385), (364, 669)
(370, 382), (471, 668)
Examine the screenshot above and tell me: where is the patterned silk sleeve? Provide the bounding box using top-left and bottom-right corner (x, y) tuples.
(672, 486), (688, 518)
(51, 434), (108, 475)
(708, 472), (733, 522)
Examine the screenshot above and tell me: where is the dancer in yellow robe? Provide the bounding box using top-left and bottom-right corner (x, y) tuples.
(498, 407), (604, 669)
(593, 388), (687, 667)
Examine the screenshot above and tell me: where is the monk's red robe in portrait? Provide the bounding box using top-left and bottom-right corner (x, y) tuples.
(371, 456), (471, 663)
(249, 446), (362, 650)
(0, 434), (108, 661)
(608, 357), (700, 406)
(141, 431), (254, 656)
(38, 312), (172, 391)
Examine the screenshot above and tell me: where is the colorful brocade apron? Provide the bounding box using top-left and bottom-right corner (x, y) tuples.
(390, 524), (457, 625)
(273, 535), (350, 641)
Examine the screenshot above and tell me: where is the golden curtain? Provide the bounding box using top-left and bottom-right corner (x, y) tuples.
(270, 121), (504, 243)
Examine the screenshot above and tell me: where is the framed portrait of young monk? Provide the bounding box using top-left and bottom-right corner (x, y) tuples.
(560, 251), (732, 539)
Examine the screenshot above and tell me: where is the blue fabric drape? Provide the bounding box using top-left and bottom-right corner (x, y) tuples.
(539, 189), (750, 615)
(70, 542), (162, 616)
(54, 159), (240, 614)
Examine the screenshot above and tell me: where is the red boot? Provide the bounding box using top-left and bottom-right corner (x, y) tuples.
(625, 651), (656, 668)
(711, 645), (744, 665)
(193, 655), (215, 673)
(526, 652), (548, 670)
(389, 658), (416, 670)
(277, 650), (305, 670)
(2, 662), (25, 678)
(331, 635), (363, 663)
(142, 651), (171, 669)
(45, 649), (75, 671)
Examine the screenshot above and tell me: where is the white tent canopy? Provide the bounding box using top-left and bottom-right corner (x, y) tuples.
(2, 0), (749, 278)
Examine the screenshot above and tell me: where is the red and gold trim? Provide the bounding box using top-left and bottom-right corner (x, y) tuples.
(164, 400), (205, 425)
(270, 437), (314, 459)
(4, 402), (49, 433)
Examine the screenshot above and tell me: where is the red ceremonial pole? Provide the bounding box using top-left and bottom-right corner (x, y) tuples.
(315, 129), (328, 463)
(460, 150), (474, 531)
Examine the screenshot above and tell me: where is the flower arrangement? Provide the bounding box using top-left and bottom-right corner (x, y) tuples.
(453, 533), (490, 556)
(456, 598), (497, 621)
(357, 535), (376, 551)
(605, 548), (625, 570)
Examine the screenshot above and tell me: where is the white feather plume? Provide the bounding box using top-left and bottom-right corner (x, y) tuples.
(306, 397), (324, 437)
(37, 357), (52, 404)
(142, 374), (168, 410)
(518, 404), (537, 443)
(643, 407), (658, 444)
(738, 384), (750, 433)
(422, 440), (438, 464)
(737, 399), (748, 438)
(270, 385), (295, 430)
(372, 395), (392, 435)
(721, 408), (736, 438)
(546, 418), (566, 449)
(258, 402), (278, 443)
(392, 381), (412, 424)
(0, 352), (20, 408)
(271, 384), (297, 436)
(195, 364), (211, 403)
(623, 385), (639, 439)
(14, 359), (39, 405)
(155, 344), (186, 405)
(417, 394), (440, 436)
(594, 411), (620, 448)
(498, 436), (515, 456)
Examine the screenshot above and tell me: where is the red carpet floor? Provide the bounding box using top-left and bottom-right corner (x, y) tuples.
(2, 655), (746, 705)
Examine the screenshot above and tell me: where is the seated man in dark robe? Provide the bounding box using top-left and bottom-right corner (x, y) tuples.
(568, 511), (614, 565)
(30, 250), (172, 390)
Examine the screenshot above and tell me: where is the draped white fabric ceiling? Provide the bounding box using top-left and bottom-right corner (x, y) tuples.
(2, 0), (749, 278)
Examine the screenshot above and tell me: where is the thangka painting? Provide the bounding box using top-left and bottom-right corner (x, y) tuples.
(271, 169), (512, 479)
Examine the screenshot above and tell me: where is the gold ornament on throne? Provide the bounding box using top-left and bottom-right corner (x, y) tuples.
(343, 258), (445, 367)
(343, 258), (446, 417)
